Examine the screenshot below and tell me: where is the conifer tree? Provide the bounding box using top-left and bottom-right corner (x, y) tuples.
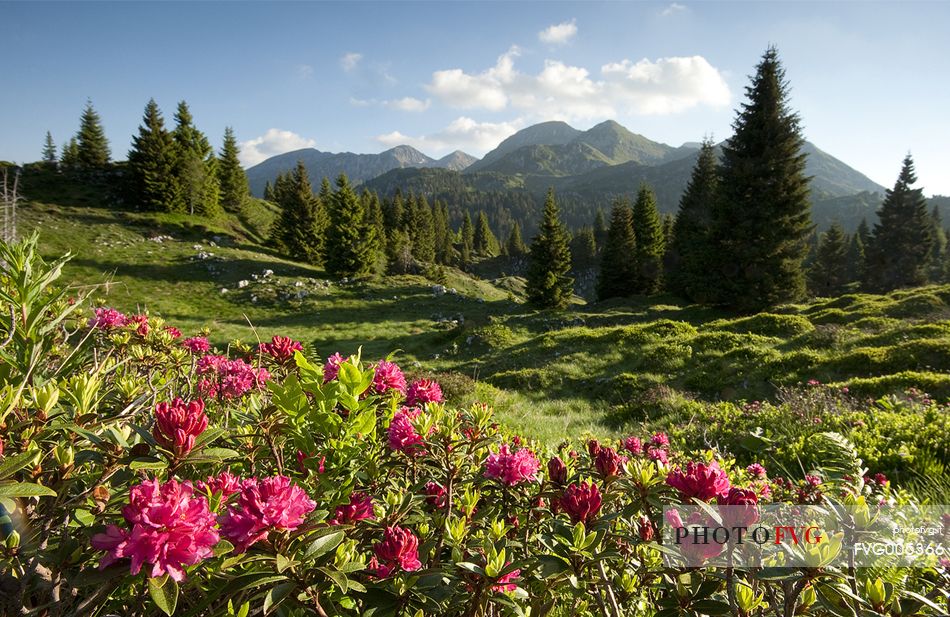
(506, 221), (527, 257)
(410, 196), (436, 263)
(460, 211), (475, 266)
(668, 139), (718, 302)
(431, 200), (450, 264)
(324, 173), (377, 277)
(526, 189), (574, 309)
(127, 99), (178, 211)
(263, 181), (275, 202)
(571, 227), (597, 269)
(60, 138), (80, 170)
(270, 161), (320, 263)
(474, 211), (499, 257)
(76, 100), (111, 169)
(929, 205), (947, 282)
(593, 208), (608, 251)
(710, 47), (812, 311)
(846, 231), (865, 283)
(808, 222), (849, 296)
(856, 218), (871, 248)
(172, 101), (220, 217)
(42, 132), (57, 166)
(631, 183), (665, 294)
(864, 155), (934, 291)
(596, 199), (637, 300)
(218, 127), (249, 213)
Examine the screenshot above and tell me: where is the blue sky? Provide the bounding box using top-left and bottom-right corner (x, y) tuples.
(3, 1), (949, 194)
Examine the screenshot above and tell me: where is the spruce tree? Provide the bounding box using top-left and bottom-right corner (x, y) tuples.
(127, 99), (178, 212)
(526, 189), (574, 309)
(593, 208), (608, 251)
(263, 181), (275, 202)
(410, 196), (436, 262)
(631, 183), (665, 294)
(856, 218), (871, 247)
(846, 231), (865, 283)
(863, 155), (934, 291)
(808, 222), (849, 296)
(929, 205), (947, 282)
(474, 211), (499, 257)
(460, 211), (475, 266)
(271, 161), (320, 263)
(668, 139), (718, 302)
(506, 222), (527, 257)
(571, 227), (597, 269)
(324, 173), (377, 277)
(710, 47), (812, 311)
(218, 126), (249, 213)
(42, 131), (57, 166)
(60, 138), (80, 170)
(596, 199), (637, 300)
(172, 101), (220, 217)
(76, 100), (111, 169)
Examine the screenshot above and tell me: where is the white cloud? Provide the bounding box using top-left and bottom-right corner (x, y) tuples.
(340, 52), (363, 72)
(538, 19), (578, 45)
(425, 49), (730, 120)
(660, 3), (688, 16)
(384, 97), (431, 112)
(296, 64), (314, 79)
(349, 97), (374, 107)
(376, 116), (524, 156)
(239, 129), (317, 167)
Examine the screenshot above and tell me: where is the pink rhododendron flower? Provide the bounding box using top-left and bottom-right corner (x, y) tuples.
(217, 476), (316, 552)
(746, 463), (767, 479)
(323, 352), (345, 382)
(623, 436), (643, 456)
(388, 407), (427, 454)
(587, 439), (601, 458)
(406, 379), (443, 407)
(424, 482), (447, 509)
(666, 460), (731, 501)
(196, 355), (269, 399)
(330, 492), (375, 525)
(718, 487), (760, 528)
(197, 471), (242, 498)
(88, 307), (128, 330)
(638, 515), (655, 542)
(152, 398), (208, 459)
(164, 326), (182, 339)
(664, 509), (724, 565)
(371, 526), (422, 577)
(484, 444), (540, 487)
(595, 446), (627, 478)
(650, 432), (670, 447)
(492, 565), (521, 592)
(128, 314), (150, 337)
(547, 456), (568, 486)
(182, 337), (210, 354)
(647, 446), (669, 464)
(559, 481), (602, 524)
(371, 360), (406, 395)
(90, 478), (219, 582)
(258, 335), (303, 364)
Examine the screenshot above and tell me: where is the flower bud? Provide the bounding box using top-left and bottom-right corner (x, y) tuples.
(547, 456), (568, 486)
(5, 530), (20, 549)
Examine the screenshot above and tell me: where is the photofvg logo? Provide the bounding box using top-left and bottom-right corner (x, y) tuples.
(661, 504), (950, 569)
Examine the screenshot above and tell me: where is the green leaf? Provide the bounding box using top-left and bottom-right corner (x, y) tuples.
(318, 567), (349, 592)
(148, 576), (179, 616)
(536, 554), (571, 578)
(0, 452), (36, 481)
(130, 456), (167, 471)
(0, 482), (56, 498)
(305, 530), (344, 560)
(192, 427), (228, 450)
(275, 553), (294, 573)
(263, 582), (295, 614)
(692, 600), (732, 615)
(213, 539), (235, 557)
(185, 448), (239, 464)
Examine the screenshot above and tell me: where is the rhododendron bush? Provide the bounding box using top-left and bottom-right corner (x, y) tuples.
(1, 234), (948, 616)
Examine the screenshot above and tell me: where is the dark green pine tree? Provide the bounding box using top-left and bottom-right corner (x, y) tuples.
(570, 226), (597, 269)
(432, 200), (453, 264)
(596, 199), (637, 300)
(593, 208), (609, 252)
(710, 46), (812, 311)
(410, 196), (436, 263)
(631, 184), (665, 294)
(263, 181), (276, 202)
(42, 131), (57, 165)
(218, 127), (249, 213)
(668, 139), (719, 302)
(172, 101), (220, 217)
(460, 211), (475, 266)
(324, 173), (377, 277)
(365, 190), (386, 252)
(473, 211), (500, 257)
(864, 155), (934, 291)
(60, 137), (80, 170)
(808, 222), (849, 296)
(856, 218), (871, 247)
(845, 231), (865, 283)
(506, 221), (528, 257)
(928, 205), (947, 282)
(526, 189), (574, 309)
(270, 161), (320, 263)
(126, 99), (178, 212)
(76, 100), (111, 169)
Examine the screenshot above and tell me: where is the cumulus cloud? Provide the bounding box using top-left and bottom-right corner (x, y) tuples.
(340, 52), (363, 72)
(538, 19), (578, 45)
(425, 48), (729, 119)
(384, 97), (431, 112)
(239, 129), (317, 167)
(376, 116), (524, 156)
(660, 3), (688, 16)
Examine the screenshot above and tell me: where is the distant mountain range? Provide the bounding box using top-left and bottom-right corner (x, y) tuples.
(247, 119), (889, 231)
(246, 146), (477, 195)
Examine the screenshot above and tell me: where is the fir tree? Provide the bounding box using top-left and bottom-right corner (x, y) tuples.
(856, 218), (871, 247)
(218, 127), (249, 213)
(76, 100), (111, 169)
(808, 222), (849, 296)
(60, 138), (80, 170)
(172, 101), (220, 217)
(460, 211), (475, 266)
(710, 47), (812, 311)
(593, 208), (609, 251)
(324, 173), (377, 277)
(263, 181), (275, 202)
(473, 211), (499, 257)
(506, 221), (528, 257)
(668, 139), (718, 302)
(631, 184), (665, 294)
(433, 200), (453, 264)
(270, 161), (320, 263)
(596, 199), (637, 301)
(846, 231), (865, 283)
(929, 205), (947, 282)
(42, 131), (57, 166)
(864, 155), (934, 291)
(526, 189), (574, 309)
(126, 99), (178, 212)
(410, 196), (436, 262)
(570, 227), (597, 269)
